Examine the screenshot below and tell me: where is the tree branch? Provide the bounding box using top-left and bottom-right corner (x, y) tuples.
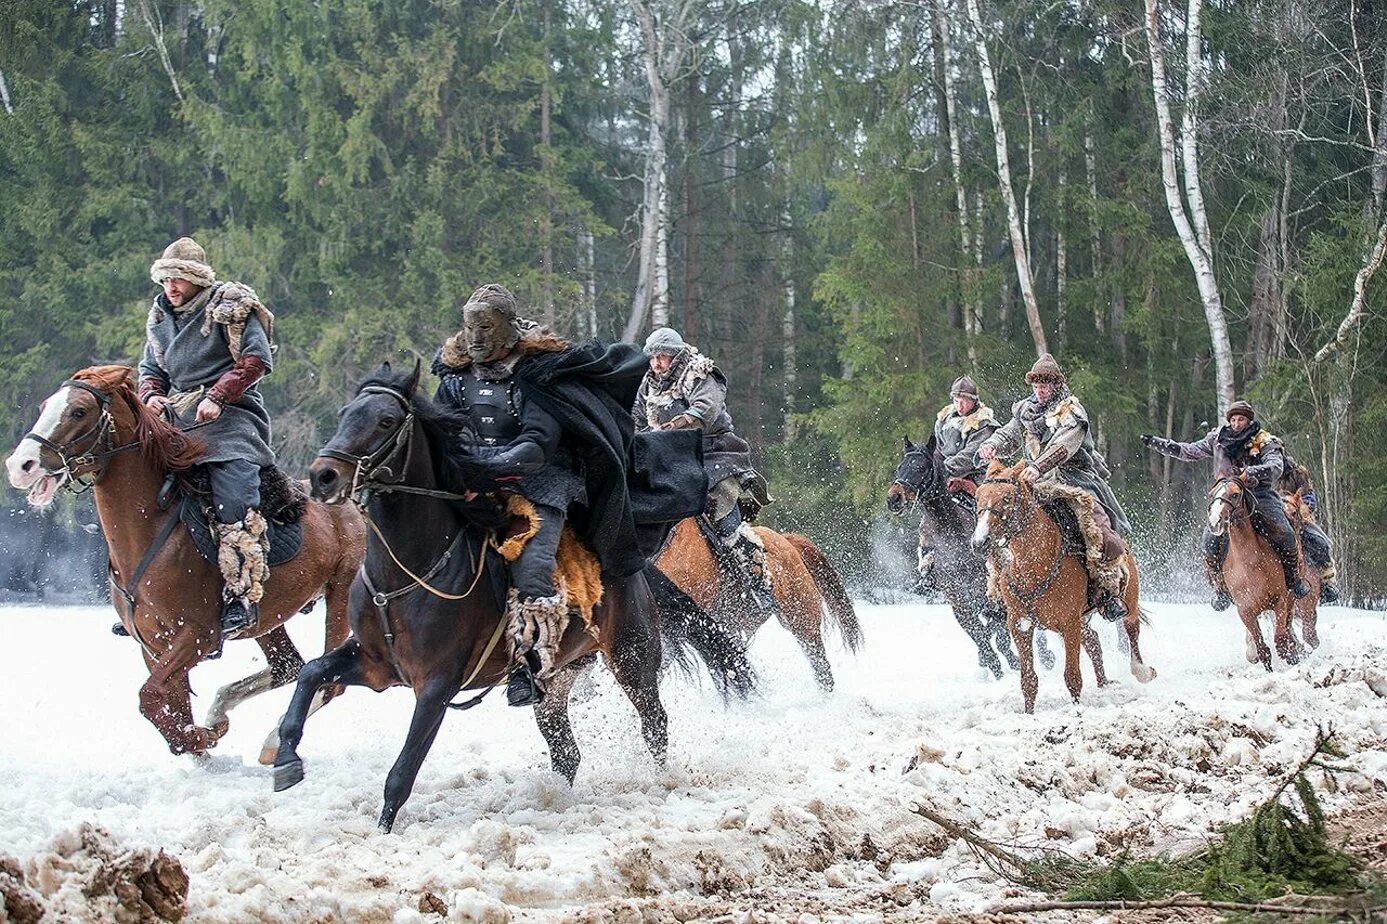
(135, 0), (184, 103)
(1314, 216), (1387, 362)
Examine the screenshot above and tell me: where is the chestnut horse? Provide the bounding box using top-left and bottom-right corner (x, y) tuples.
(971, 462), (1155, 713)
(4, 366), (364, 756)
(656, 519), (862, 691)
(280, 363), (756, 832)
(1207, 476), (1319, 670)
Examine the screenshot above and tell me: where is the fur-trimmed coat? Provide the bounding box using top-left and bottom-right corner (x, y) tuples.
(633, 350), (752, 486)
(932, 402), (998, 481)
(1146, 426), (1285, 486)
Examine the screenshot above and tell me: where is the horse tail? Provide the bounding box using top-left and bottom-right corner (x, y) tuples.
(783, 533), (864, 654)
(643, 565), (757, 700)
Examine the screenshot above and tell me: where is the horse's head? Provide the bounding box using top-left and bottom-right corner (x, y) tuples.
(886, 434), (943, 514)
(1207, 475), (1252, 537)
(970, 461), (1032, 553)
(6, 365), (202, 507)
(311, 359), (423, 505)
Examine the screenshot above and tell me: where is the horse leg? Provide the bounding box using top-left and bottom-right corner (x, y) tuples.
(274, 639), (378, 791)
(1239, 605), (1273, 671)
(1273, 598), (1302, 665)
(205, 625), (304, 741)
(1062, 625), (1084, 704)
(534, 659), (591, 784)
(1081, 623), (1109, 687)
(378, 675), (460, 834)
(1036, 630), (1057, 671)
(954, 605), (1003, 679)
(138, 628), (221, 755)
(1123, 608), (1156, 684)
(1299, 597), (1321, 650)
(987, 605), (1020, 672)
(1010, 617), (1038, 714)
(605, 575), (669, 770)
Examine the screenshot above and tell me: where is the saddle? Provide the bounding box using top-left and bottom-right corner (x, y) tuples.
(166, 465), (308, 567)
(495, 494), (603, 633)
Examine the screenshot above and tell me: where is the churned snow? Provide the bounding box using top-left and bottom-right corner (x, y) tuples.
(0, 601), (1384, 921)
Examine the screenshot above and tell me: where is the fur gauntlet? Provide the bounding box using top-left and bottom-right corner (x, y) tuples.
(506, 589), (570, 678)
(215, 510), (269, 603)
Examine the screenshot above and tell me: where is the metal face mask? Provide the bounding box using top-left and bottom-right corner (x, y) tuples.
(462, 303), (519, 365)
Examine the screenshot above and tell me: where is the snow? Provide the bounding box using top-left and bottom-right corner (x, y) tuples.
(1, 601), (1385, 921)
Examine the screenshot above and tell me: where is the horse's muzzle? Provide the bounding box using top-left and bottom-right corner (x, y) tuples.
(308, 457), (350, 505)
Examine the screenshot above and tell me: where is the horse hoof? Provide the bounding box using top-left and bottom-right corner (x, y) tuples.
(273, 758), (305, 792)
(210, 718), (230, 741)
(259, 743), (279, 766)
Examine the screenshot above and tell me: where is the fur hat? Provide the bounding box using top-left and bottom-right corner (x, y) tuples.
(462, 283), (520, 320)
(1024, 352), (1066, 385)
(150, 237), (215, 288)
(950, 375), (980, 399)
(1226, 400), (1256, 422)
(644, 327), (688, 356)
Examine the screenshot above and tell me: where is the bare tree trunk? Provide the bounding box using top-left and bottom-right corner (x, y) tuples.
(964, 0), (1047, 356)
(1144, 0), (1235, 411)
(1084, 118), (1105, 333)
(1056, 166), (1068, 349)
(681, 76), (702, 340)
(0, 66), (14, 115)
(1314, 216), (1387, 362)
(932, 0), (980, 366)
(782, 208), (797, 440)
(1246, 201), (1284, 380)
(580, 228), (597, 338)
(134, 0), (184, 102)
(540, 0), (555, 326)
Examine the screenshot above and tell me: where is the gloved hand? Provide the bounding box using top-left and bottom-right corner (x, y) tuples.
(478, 441), (545, 481)
(1140, 433), (1157, 447)
(662, 413), (701, 430)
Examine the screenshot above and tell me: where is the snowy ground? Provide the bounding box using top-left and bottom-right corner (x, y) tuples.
(1, 600), (1385, 922)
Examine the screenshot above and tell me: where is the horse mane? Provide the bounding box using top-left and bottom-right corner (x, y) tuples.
(354, 365), (506, 531)
(70, 365), (206, 473)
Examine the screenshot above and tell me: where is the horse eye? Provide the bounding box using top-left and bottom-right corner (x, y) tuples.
(379, 417), (396, 429)
(72, 408), (87, 419)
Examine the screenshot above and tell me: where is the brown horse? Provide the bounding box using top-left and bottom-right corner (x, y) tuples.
(971, 462), (1155, 713)
(1206, 476), (1319, 669)
(656, 518), (862, 691)
(4, 366), (364, 757)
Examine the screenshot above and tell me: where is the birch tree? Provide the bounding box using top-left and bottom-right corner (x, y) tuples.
(963, 0), (1047, 356)
(1144, 0), (1235, 411)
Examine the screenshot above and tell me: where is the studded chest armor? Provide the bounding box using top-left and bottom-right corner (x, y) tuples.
(457, 371), (522, 446)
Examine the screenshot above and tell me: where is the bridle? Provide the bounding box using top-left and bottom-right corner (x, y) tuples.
(25, 380), (136, 494)
(977, 472), (1063, 616)
(1208, 475), (1253, 531)
(316, 385), (418, 503)
(977, 472), (1038, 541)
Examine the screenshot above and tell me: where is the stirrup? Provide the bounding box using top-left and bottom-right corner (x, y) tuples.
(1319, 581), (1340, 605)
(1289, 576), (1311, 599)
(1099, 593), (1127, 622)
(111, 621), (130, 637)
(506, 662), (544, 707)
(220, 596), (258, 638)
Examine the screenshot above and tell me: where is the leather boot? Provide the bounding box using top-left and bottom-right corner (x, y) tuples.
(506, 654), (545, 707)
(221, 595), (258, 638)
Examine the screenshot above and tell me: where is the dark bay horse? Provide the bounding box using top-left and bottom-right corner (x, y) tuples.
(971, 462), (1155, 713)
(4, 366), (363, 756)
(277, 362), (756, 832)
(656, 519), (862, 691)
(886, 435), (1031, 678)
(1207, 476), (1319, 669)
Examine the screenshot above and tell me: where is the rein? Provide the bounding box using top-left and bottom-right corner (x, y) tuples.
(1209, 476), (1254, 530)
(977, 473), (1065, 620)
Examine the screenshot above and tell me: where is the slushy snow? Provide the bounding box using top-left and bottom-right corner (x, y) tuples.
(0, 601), (1383, 921)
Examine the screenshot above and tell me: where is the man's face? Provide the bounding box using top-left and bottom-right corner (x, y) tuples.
(162, 277), (202, 307)
(1032, 382), (1056, 403)
(953, 394), (977, 415)
(1228, 413), (1251, 433)
(650, 352), (674, 376)
(462, 304), (514, 364)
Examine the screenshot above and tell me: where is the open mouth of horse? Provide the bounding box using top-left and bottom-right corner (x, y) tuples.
(23, 471), (65, 507)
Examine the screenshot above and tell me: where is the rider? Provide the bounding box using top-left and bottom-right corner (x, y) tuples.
(978, 353), (1131, 621)
(433, 284), (657, 708)
(1141, 400), (1315, 608)
(137, 237), (276, 639)
(633, 327), (773, 609)
(1277, 456), (1339, 603)
(917, 375), (999, 586)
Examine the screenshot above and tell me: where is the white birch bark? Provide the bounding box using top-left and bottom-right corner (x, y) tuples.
(134, 0), (184, 103)
(781, 207), (797, 438)
(935, 0), (980, 365)
(580, 227), (597, 338)
(964, 0), (1048, 356)
(0, 66), (14, 115)
(1144, 0), (1235, 410)
(1056, 166), (1068, 348)
(1084, 120), (1104, 332)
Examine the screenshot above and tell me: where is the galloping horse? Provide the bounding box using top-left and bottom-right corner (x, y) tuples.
(277, 362), (756, 832)
(1206, 475), (1319, 670)
(656, 519), (862, 691)
(971, 462), (1155, 713)
(887, 435), (1032, 678)
(4, 366), (363, 756)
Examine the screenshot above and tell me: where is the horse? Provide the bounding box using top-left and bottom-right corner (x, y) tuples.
(276, 361), (757, 832)
(4, 366), (364, 757)
(1207, 475), (1319, 669)
(655, 518), (862, 691)
(970, 462), (1156, 713)
(886, 435), (1038, 678)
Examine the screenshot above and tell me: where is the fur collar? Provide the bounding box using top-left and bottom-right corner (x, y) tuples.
(437, 325), (570, 371)
(937, 402), (996, 433)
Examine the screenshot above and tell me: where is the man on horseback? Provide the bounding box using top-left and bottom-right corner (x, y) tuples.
(917, 375), (999, 587)
(1277, 457), (1339, 603)
(138, 237), (276, 639)
(633, 327), (773, 610)
(1141, 400), (1320, 607)
(978, 353), (1131, 621)
(433, 285), (690, 709)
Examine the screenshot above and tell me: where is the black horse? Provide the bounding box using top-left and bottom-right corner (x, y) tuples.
(273, 361), (754, 832)
(886, 434), (1054, 678)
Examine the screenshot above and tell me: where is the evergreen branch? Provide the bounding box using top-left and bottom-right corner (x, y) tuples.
(991, 895), (1348, 915)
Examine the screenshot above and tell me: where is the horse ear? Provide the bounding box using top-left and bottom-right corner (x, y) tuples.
(986, 459), (1004, 476)
(903, 436), (915, 451)
(405, 357), (422, 394)
(379, 360), (393, 373)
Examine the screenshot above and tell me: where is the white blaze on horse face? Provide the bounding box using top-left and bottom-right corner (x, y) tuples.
(1208, 483), (1228, 534)
(5, 385), (71, 490)
(971, 509), (993, 546)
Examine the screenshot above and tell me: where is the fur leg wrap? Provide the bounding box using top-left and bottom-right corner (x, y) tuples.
(730, 524), (773, 595)
(985, 557), (1001, 601)
(1032, 481), (1126, 598)
(506, 588), (569, 679)
(215, 510), (269, 603)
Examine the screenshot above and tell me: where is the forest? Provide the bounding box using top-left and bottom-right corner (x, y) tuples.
(1, 0), (1384, 600)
